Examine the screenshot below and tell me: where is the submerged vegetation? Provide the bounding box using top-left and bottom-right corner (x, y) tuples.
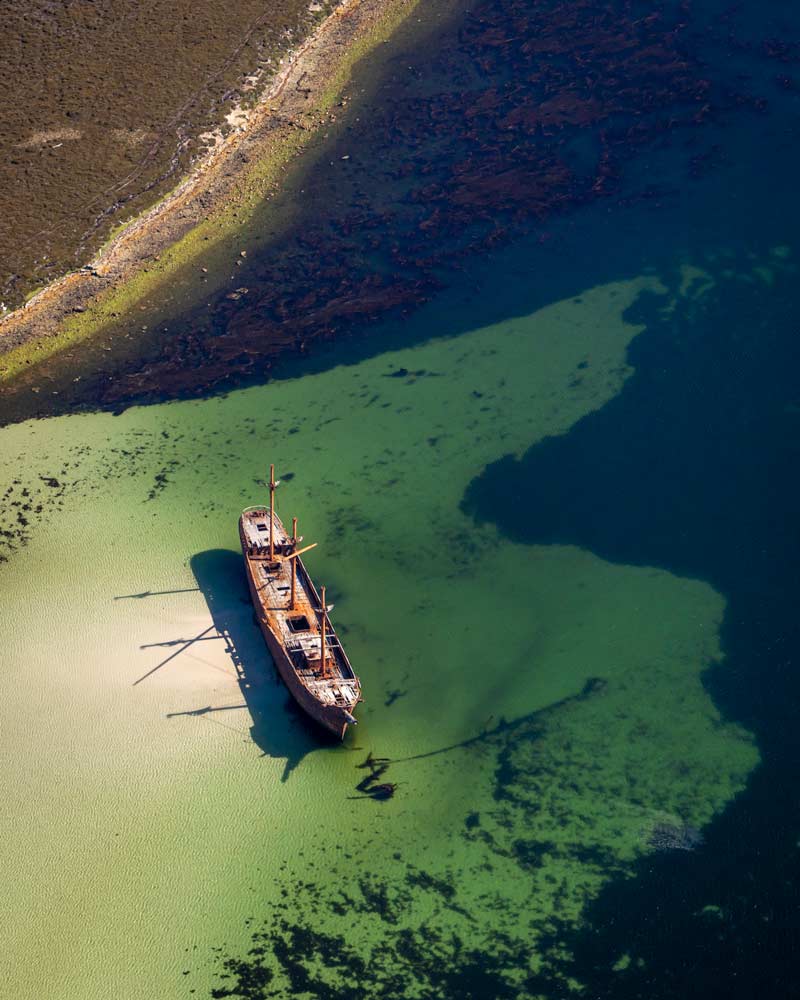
(1, 0), (788, 425)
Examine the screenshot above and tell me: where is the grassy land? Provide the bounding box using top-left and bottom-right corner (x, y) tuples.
(0, 0), (420, 385)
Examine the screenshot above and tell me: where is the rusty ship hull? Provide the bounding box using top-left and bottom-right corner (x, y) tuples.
(239, 502), (361, 739)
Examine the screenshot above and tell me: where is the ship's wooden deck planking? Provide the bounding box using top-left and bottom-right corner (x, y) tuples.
(243, 508), (358, 705)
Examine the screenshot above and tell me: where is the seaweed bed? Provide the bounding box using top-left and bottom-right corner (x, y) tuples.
(6, 0), (800, 419)
(2, 0), (795, 425)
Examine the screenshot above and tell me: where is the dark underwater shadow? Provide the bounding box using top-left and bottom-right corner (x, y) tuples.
(190, 548), (341, 781)
(461, 249), (800, 997)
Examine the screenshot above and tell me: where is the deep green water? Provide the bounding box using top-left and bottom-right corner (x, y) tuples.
(1, 1), (799, 997)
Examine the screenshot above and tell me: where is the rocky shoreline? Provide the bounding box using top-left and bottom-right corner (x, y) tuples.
(0, 0), (416, 381)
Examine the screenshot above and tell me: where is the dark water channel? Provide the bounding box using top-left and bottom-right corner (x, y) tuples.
(464, 253), (800, 997)
(208, 2), (800, 997)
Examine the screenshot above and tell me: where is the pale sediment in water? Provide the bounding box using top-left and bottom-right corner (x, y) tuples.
(0, 266), (758, 997)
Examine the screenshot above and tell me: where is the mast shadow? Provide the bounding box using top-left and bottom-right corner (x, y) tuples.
(114, 587), (200, 599)
(190, 548), (336, 781)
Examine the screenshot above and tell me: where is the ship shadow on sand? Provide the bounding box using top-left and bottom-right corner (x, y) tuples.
(188, 548), (339, 781)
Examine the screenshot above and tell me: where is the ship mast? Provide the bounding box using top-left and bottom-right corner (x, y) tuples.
(290, 517), (298, 609)
(319, 585), (328, 676)
(268, 463), (277, 562)
(285, 535), (318, 608)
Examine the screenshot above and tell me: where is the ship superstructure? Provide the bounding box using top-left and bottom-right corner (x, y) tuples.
(239, 466), (361, 738)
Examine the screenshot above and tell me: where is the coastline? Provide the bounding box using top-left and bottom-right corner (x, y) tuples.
(0, 0), (418, 384)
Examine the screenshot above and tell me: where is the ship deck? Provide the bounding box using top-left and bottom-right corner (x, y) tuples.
(241, 507), (359, 709)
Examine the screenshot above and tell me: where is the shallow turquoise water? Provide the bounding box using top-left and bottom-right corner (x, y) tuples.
(0, 237), (759, 996)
